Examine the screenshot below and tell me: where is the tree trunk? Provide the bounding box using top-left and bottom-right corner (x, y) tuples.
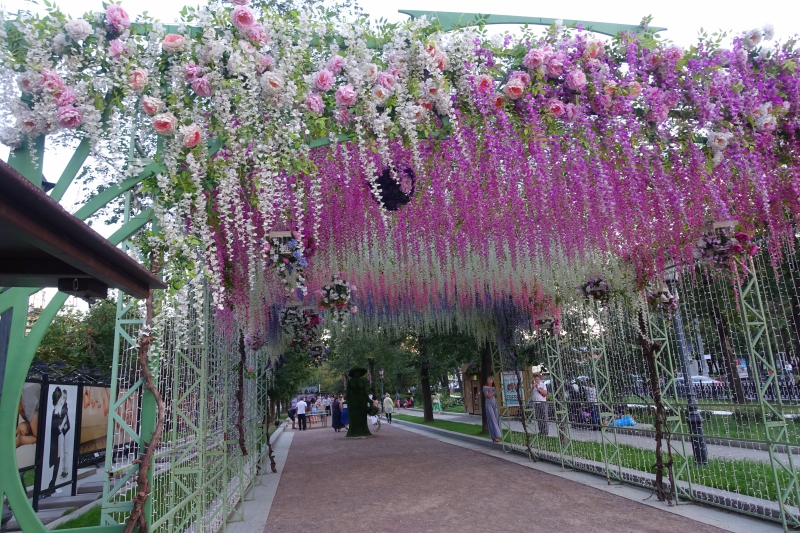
(480, 341), (492, 434)
(710, 302), (747, 403)
(455, 366), (463, 396)
(368, 358), (378, 399)
(420, 359), (434, 423)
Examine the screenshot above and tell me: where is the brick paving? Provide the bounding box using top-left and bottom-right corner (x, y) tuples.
(265, 423), (727, 533)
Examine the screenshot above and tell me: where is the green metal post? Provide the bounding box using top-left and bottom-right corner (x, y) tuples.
(737, 257), (800, 530)
(545, 334), (576, 470)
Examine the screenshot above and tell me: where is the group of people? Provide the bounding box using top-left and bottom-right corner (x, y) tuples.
(483, 373), (552, 443)
(288, 394), (336, 431)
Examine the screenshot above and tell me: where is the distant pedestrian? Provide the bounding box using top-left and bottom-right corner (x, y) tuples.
(483, 376), (502, 443)
(383, 393), (394, 424)
(532, 374), (549, 435)
(288, 406), (297, 429)
(585, 383), (599, 428)
(432, 391), (442, 412)
(395, 392), (401, 408)
(296, 397), (308, 431)
(331, 396), (343, 432)
(323, 394), (332, 415)
(340, 396), (349, 429)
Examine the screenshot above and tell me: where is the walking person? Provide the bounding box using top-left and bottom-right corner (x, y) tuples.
(532, 374), (549, 435)
(331, 395), (344, 432)
(483, 376), (503, 443)
(432, 391), (442, 412)
(324, 394), (332, 416)
(585, 382), (600, 429)
(296, 397), (308, 431)
(383, 393), (394, 424)
(340, 395), (349, 430)
(288, 405), (297, 429)
(395, 391), (401, 408)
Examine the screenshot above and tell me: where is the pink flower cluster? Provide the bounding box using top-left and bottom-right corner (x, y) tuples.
(39, 70), (83, 129)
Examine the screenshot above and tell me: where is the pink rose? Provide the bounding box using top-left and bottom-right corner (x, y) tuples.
(603, 80), (618, 96)
(162, 34), (185, 53)
(247, 365), (254, 372)
(256, 54), (274, 74)
(372, 85), (390, 101)
(584, 40), (604, 60)
(129, 68), (148, 92)
(563, 103), (580, 122)
(433, 52), (448, 71)
(546, 98), (565, 117)
(375, 71), (395, 90)
(141, 95), (164, 116)
(305, 93), (324, 114)
(231, 5), (255, 29)
(245, 23), (268, 44)
(108, 39), (127, 59)
(627, 81), (642, 98)
(191, 76), (214, 97)
(475, 74), (494, 93)
(730, 243), (744, 254)
(184, 61), (202, 81)
(233, 0), (249, 4)
(566, 69), (587, 91)
(734, 231), (750, 243)
(522, 47), (551, 70)
(509, 70), (530, 86)
(314, 69), (334, 92)
(40, 69), (63, 95)
(351, 306), (358, 314)
(545, 54), (564, 78)
(56, 106), (83, 129)
(55, 86), (76, 107)
(334, 84), (357, 107)
(663, 45), (684, 63)
(326, 55), (346, 74)
(152, 113), (178, 135)
(748, 244), (760, 256)
(491, 93), (504, 109)
(180, 123), (202, 148)
(504, 77), (525, 100)
(105, 4), (130, 34)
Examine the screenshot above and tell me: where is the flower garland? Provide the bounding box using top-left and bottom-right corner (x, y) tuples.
(692, 228), (760, 268)
(279, 306), (321, 348)
(317, 274), (357, 325)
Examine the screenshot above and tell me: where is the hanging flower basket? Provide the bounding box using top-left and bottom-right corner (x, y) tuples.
(579, 276), (611, 302)
(279, 306), (322, 348)
(692, 221), (759, 268)
(307, 343), (329, 363)
(373, 167), (415, 211)
(265, 230), (308, 295)
(243, 331), (267, 351)
(534, 315), (561, 335)
(646, 286), (679, 317)
(317, 274), (357, 325)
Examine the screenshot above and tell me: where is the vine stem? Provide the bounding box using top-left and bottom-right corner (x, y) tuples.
(124, 257), (165, 533)
(237, 330), (248, 457)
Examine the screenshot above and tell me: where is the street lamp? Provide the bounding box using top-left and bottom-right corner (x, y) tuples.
(379, 369), (385, 411)
(665, 261), (708, 466)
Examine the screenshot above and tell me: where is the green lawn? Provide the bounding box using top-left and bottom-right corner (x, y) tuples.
(54, 505), (101, 529)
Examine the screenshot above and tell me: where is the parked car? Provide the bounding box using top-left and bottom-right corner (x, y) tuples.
(676, 375), (724, 386)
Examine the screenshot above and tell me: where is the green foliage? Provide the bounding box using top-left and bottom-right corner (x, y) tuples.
(34, 298), (117, 371)
(53, 505), (101, 529)
(267, 346), (315, 401)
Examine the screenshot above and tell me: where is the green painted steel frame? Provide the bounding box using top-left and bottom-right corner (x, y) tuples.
(544, 334), (577, 470)
(648, 312), (694, 503)
(736, 258), (800, 530)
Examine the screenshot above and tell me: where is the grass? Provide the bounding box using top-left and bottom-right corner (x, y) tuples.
(395, 413), (791, 503)
(22, 469), (35, 487)
(54, 505), (101, 529)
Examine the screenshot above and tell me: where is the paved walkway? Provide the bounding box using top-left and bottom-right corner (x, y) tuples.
(399, 408), (785, 463)
(265, 423), (731, 533)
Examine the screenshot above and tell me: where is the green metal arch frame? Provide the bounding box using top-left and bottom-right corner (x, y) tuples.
(0, 9), (662, 532)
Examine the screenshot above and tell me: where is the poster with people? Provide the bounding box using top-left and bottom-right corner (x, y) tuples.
(16, 382), (41, 470)
(80, 386), (110, 455)
(41, 384), (78, 491)
(501, 372), (520, 406)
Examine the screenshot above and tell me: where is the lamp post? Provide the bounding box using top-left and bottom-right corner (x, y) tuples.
(665, 262), (708, 465)
(379, 369), (385, 411)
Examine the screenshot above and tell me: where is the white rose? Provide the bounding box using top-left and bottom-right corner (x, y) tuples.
(260, 71), (284, 95)
(763, 23), (775, 41)
(65, 19), (93, 41)
(52, 33), (69, 55)
(0, 127), (23, 149)
(743, 28), (763, 50)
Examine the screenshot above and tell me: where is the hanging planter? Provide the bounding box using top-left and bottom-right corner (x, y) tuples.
(692, 221), (759, 268)
(534, 315), (561, 335)
(373, 167), (415, 211)
(265, 230), (308, 296)
(279, 306), (322, 348)
(579, 275), (611, 303)
(307, 343), (329, 363)
(646, 285), (679, 317)
(317, 274), (357, 325)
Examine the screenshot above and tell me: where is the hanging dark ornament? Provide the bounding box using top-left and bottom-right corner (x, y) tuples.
(373, 167), (415, 211)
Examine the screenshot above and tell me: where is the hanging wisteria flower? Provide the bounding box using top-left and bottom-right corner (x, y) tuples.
(105, 4), (130, 35)
(141, 95), (164, 115)
(108, 39), (127, 59)
(313, 69), (335, 92)
(325, 55), (346, 74)
(260, 71), (284, 96)
(162, 34), (186, 53)
(191, 76), (214, 97)
(566, 69), (587, 91)
(180, 123), (202, 148)
(305, 93), (324, 114)
(231, 5), (256, 29)
(335, 85), (357, 107)
(65, 19), (93, 41)
(129, 68), (148, 92)
(152, 113), (178, 135)
(56, 106), (83, 129)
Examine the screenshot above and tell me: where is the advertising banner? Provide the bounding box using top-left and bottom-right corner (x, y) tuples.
(41, 384), (78, 491)
(80, 386), (110, 455)
(16, 382), (41, 470)
(501, 372), (520, 406)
